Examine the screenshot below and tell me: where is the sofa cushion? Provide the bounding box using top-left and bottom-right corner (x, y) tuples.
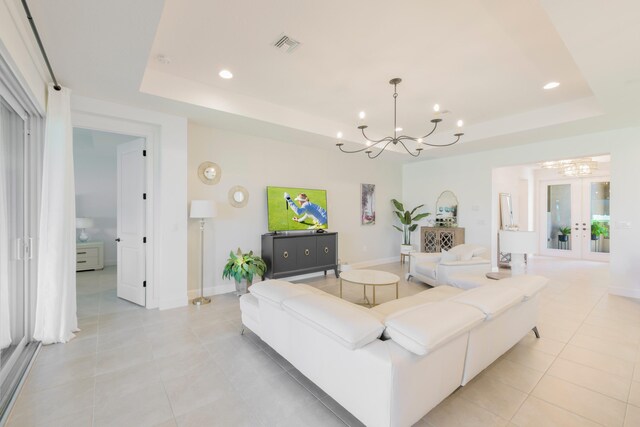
(384, 302), (485, 356)
(282, 293), (385, 350)
(497, 275), (548, 299)
(450, 285), (525, 319)
(372, 286), (463, 319)
(415, 285), (464, 302)
(250, 280), (323, 306)
(239, 293), (259, 319)
(440, 249), (460, 262)
(415, 262), (437, 279)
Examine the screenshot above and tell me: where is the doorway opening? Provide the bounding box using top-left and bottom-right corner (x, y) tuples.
(492, 154), (610, 265)
(73, 128), (148, 306)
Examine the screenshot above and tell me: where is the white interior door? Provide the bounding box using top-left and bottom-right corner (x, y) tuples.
(581, 177), (610, 261)
(116, 138), (146, 306)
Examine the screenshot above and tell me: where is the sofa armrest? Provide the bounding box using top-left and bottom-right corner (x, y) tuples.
(410, 252), (442, 263)
(439, 258), (491, 267)
(436, 260), (492, 286)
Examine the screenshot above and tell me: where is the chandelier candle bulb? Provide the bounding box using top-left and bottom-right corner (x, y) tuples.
(336, 77), (463, 158)
(457, 119), (464, 127)
(433, 104), (440, 112)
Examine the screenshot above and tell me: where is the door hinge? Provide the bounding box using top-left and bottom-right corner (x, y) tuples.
(142, 149), (147, 157)
(143, 193), (147, 200)
(143, 280), (147, 288)
(143, 237), (147, 243)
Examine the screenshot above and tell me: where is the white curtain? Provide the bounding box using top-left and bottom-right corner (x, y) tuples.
(0, 104), (10, 349)
(33, 86), (78, 344)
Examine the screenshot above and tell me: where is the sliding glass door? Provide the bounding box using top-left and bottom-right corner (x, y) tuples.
(0, 96), (29, 417)
(539, 176), (610, 261)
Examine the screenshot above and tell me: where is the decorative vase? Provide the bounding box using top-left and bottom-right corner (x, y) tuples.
(235, 277), (252, 296)
(558, 234), (569, 242)
(591, 234), (598, 241)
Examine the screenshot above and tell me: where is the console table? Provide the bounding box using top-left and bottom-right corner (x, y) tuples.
(261, 232), (338, 279)
(420, 227), (465, 253)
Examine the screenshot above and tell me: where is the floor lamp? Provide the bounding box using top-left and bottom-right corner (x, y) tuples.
(190, 200), (217, 305)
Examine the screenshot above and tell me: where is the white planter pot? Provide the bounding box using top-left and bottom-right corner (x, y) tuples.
(400, 244), (414, 254)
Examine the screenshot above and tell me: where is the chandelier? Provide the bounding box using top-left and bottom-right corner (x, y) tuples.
(336, 78), (464, 159)
(540, 157), (598, 177)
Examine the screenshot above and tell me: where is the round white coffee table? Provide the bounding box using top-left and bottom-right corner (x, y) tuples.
(339, 269), (400, 307)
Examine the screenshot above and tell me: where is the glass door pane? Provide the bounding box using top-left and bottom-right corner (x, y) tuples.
(0, 99), (26, 408)
(582, 179), (610, 261)
(545, 183), (573, 251)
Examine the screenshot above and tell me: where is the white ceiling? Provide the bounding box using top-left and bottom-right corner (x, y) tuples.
(28, 0), (640, 162)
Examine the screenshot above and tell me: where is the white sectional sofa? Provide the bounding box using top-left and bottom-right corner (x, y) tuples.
(240, 275), (547, 427)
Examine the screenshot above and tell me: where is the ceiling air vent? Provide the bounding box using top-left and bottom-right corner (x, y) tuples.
(272, 33), (300, 53)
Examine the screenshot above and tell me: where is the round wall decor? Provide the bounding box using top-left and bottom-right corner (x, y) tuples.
(198, 161), (221, 185)
(228, 185), (249, 208)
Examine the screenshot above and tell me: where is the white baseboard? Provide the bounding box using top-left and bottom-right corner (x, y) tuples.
(608, 286), (640, 299)
(158, 295), (189, 310)
(348, 256), (398, 269)
(188, 283), (236, 299)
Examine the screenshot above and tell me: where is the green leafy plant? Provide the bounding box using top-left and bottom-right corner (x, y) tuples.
(222, 249), (267, 284)
(391, 199), (430, 245)
(559, 226), (571, 236)
(591, 221), (609, 239)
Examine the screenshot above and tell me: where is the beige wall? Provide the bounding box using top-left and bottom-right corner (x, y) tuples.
(188, 122), (403, 294)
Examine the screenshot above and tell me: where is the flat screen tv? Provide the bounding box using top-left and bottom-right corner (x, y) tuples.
(267, 186), (328, 232)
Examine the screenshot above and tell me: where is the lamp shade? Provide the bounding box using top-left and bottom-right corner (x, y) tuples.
(499, 231), (537, 254)
(190, 200), (217, 219)
(76, 217), (94, 229)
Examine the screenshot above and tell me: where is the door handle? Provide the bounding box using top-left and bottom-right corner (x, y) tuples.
(115, 238), (121, 242)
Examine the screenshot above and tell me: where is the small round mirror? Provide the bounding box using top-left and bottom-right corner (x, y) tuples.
(198, 162), (221, 185)
(228, 185), (249, 208)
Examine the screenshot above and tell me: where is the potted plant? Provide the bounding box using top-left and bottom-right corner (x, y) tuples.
(558, 226), (571, 242)
(391, 199), (430, 252)
(222, 248), (267, 295)
(590, 221), (608, 241)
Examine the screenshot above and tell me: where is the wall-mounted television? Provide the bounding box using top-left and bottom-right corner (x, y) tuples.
(267, 186), (328, 232)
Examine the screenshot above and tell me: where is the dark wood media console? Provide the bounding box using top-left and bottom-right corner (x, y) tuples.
(261, 232), (339, 279)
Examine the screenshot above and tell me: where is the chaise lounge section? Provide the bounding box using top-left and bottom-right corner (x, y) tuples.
(240, 275), (547, 427)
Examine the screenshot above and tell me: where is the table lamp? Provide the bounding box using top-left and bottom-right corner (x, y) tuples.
(76, 217), (94, 242)
(190, 200), (217, 305)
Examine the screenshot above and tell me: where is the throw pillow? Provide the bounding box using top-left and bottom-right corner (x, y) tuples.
(447, 244), (475, 261)
(440, 249), (460, 262)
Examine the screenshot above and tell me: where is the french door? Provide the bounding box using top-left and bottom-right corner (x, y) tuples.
(539, 176), (610, 261)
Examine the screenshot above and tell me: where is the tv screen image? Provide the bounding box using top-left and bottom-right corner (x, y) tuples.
(267, 186), (328, 231)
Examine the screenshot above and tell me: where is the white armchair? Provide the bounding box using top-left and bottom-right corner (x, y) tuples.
(407, 245), (491, 287)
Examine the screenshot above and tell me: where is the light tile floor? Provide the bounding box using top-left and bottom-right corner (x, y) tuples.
(8, 257), (640, 426)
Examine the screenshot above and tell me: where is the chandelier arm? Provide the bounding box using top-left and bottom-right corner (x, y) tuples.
(336, 136), (393, 154)
(418, 120), (439, 139)
(397, 139), (423, 157)
(420, 133), (463, 147)
(360, 127), (391, 144)
(367, 140), (395, 159)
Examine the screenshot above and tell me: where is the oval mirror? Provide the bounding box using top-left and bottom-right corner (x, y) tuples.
(435, 190), (458, 227)
(198, 161), (221, 185)
(228, 185), (249, 208)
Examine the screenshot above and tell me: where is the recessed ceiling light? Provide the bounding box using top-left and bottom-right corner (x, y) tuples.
(395, 127), (403, 132)
(337, 131), (343, 139)
(219, 69), (233, 79)
(359, 111), (366, 119)
(543, 81), (560, 90)
(457, 120), (464, 127)
(433, 104), (440, 112)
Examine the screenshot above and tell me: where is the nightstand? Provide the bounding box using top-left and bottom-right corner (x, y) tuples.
(76, 241), (104, 271)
